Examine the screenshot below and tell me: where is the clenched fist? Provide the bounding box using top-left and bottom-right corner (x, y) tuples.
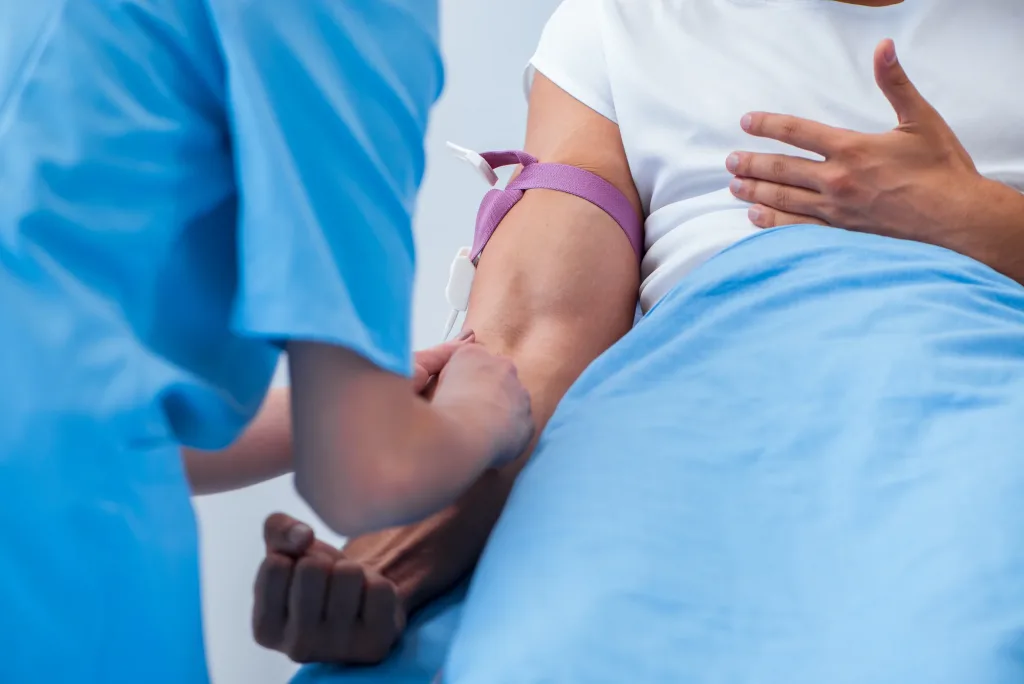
(252, 513), (405, 664)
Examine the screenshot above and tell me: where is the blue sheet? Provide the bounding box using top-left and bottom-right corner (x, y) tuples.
(301, 225), (1024, 683)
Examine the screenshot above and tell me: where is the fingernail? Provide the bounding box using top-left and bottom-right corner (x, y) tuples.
(457, 329), (474, 341)
(287, 524), (312, 547)
(730, 178), (744, 194)
(883, 40), (897, 66)
(726, 153), (740, 173)
(741, 114), (753, 131)
(748, 207), (762, 223)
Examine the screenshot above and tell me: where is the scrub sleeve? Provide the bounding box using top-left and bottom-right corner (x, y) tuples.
(209, 0), (444, 373)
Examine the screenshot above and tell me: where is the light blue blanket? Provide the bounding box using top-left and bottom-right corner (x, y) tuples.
(302, 225), (1024, 684)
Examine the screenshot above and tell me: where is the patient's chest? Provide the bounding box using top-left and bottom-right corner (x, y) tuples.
(601, 0), (1024, 309)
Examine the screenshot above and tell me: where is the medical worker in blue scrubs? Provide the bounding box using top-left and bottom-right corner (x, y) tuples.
(0, 1), (534, 683)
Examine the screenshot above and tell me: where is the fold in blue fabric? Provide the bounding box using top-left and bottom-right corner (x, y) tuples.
(304, 225), (1024, 683)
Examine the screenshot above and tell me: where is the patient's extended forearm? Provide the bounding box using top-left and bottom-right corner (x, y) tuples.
(341, 328), (594, 613)
(341, 190), (642, 612)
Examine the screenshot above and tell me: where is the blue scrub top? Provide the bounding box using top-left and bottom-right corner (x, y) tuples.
(0, 1), (442, 682)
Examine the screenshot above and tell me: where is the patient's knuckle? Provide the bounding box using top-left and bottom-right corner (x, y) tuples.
(332, 561), (364, 587)
(734, 154), (751, 176)
(368, 583), (398, 616)
(349, 634), (393, 665)
(773, 185), (791, 211)
(255, 555), (292, 597)
(828, 202), (853, 226)
(293, 558), (325, 585)
(252, 619), (278, 648)
(833, 137), (862, 161)
(781, 120), (801, 142)
(763, 210), (785, 228)
(824, 168), (854, 197)
(285, 636), (317, 663)
(253, 557), (273, 587)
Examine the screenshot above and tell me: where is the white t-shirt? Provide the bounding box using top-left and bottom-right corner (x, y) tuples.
(527, 0), (1024, 312)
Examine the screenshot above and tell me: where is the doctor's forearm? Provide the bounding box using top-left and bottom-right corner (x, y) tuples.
(295, 390), (516, 538)
(183, 387), (293, 496)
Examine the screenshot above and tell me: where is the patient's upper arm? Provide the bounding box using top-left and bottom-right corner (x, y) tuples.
(466, 72), (642, 373)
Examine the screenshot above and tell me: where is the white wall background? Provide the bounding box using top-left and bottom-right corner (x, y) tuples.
(193, 2), (561, 683)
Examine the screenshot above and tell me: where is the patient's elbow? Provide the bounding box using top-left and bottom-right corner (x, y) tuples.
(293, 459), (419, 538)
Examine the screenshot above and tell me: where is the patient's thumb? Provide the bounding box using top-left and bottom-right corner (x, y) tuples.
(263, 512), (314, 556)
(873, 39), (937, 127)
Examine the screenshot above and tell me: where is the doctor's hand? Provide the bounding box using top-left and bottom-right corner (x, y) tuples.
(726, 38), (1015, 251)
(252, 513), (405, 665)
(413, 333), (477, 396)
(430, 339), (534, 470)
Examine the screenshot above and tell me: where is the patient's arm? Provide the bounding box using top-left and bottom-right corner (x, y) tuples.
(342, 72), (642, 614)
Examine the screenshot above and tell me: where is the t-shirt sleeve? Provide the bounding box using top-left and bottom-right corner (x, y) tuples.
(209, 0), (443, 377)
(525, 0), (616, 123)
